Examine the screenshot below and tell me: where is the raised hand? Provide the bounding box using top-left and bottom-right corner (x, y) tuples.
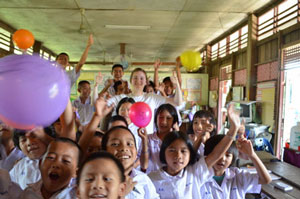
(123, 176), (138, 197)
(94, 96), (114, 118)
(236, 137), (254, 158)
(175, 56), (181, 67)
(138, 128), (148, 141)
(205, 123), (214, 133)
(238, 118), (246, 138)
(172, 122), (180, 131)
(154, 59), (161, 70)
(227, 103), (241, 131)
(156, 82), (165, 92)
(95, 72), (103, 86)
(170, 71), (178, 88)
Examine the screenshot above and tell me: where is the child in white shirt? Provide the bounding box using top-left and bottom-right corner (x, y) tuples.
(10, 127), (54, 190)
(20, 137), (80, 199)
(148, 104), (242, 199)
(101, 126), (160, 199)
(0, 124), (24, 171)
(187, 110), (216, 157)
(147, 103), (179, 173)
(76, 151), (126, 199)
(200, 135), (272, 199)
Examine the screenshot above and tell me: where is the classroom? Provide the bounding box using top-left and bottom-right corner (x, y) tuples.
(0, 0), (300, 198)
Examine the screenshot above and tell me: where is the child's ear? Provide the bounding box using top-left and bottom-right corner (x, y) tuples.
(77, 88), (81, 93)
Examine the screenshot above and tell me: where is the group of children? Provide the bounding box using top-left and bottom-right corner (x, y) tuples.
(0, 34), (272, 199)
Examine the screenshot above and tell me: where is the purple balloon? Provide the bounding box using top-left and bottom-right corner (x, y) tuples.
(0, 54), (70, 129)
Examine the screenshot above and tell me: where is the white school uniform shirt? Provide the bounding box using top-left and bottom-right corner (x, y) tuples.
(9, 157), (41, 190)
(197, 143), (205, 157)
(72, 96), (94, 126)
(0, 144), (24, 171)
(147, 132), (165, 173)
(66, 67), (80, 88)
(0, 169), (23, 199)
(148, 157), (214, 199)
(107, 93), (167, 134)
(128, 123), (142, 155)
(200, 167), (261, 199)
(20, 179), (76, 199)
(126, 168), (160, 199)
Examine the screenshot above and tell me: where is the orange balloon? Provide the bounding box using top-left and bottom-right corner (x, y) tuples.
(13, 29), (35, 49)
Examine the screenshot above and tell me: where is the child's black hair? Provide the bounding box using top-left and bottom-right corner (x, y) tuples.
(162, 77), (171, 84)
(112, 64), (124, 71)
(78, 80), (90, 89)
(160, 131), (197, 165)
(77, 151), (125, 186)
(204, 134), (238, 167)
(108, 115), (128, 127)
(187, 110), (216, 136)
(143, 80), (155, 92)
(154, 104), (179, 131)
(50, 137), (82, 166)
(13, 125), (57, 150)
(116, 97), (135, 115)
(113, 80), (123, 93)
(101, 126), (136, 151)
(56, 52), (69, 60)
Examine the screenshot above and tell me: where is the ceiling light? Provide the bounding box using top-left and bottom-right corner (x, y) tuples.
(105, 25), (151, 30)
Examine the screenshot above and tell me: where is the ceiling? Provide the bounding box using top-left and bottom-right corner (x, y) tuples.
(0, 0), (275, 72)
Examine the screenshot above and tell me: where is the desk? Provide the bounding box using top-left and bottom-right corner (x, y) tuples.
(265, 161), (300, 189)
(261, 161), (300, 199)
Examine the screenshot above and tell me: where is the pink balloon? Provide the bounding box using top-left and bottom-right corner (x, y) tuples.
(129, 102), (152, 128)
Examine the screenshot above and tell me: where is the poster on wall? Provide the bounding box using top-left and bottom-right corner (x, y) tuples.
(186, 78), (201, 90)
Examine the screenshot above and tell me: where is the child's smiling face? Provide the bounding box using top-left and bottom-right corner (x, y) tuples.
(157, 110), (174, 134)
(213, 152), (233, 176)
(19, 129), (48, 160)
(165, 139), (190, 176)
(105, 129), (137, 172)
(77, 158), (125, 199)
(40, 141), (79, 195)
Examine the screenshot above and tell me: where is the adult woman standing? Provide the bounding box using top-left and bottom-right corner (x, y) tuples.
(107, 68), (182, 134)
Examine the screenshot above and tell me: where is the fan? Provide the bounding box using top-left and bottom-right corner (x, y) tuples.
(113, 43), (131, 70)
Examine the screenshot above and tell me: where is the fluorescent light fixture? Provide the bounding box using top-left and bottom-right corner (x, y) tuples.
(105, 25), (151, 30)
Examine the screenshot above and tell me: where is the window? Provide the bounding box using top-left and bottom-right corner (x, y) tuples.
(0, 28), (11, 51)
(219, 38), (227, 58)
(241, 26), (248, 49)
(258, 0), (298, 40)
(211, 43), (218, 60)
(230, 31), (239, 53)
(211, 25), (248, 61)
(43, 52), (49, 60)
